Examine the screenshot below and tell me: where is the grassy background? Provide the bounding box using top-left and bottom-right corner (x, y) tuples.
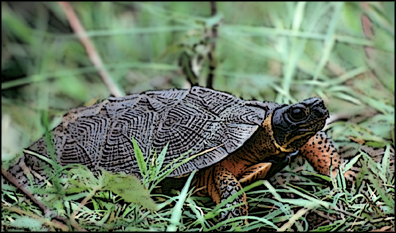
(1, 2), (394, 231)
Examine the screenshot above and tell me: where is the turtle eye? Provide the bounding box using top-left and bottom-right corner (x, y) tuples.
(288, 106), (308, 122)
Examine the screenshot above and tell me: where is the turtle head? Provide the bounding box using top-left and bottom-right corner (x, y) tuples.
(271, 97), (329, 151)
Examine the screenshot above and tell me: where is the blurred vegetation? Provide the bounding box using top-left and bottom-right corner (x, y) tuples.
(1, 2), (394, 231)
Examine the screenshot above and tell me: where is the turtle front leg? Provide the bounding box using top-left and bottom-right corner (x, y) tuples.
(300, 131), (354, 181)
(206, 164), (248, 226)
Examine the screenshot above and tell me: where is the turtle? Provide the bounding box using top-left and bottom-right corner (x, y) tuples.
(5, 86), (343, 225)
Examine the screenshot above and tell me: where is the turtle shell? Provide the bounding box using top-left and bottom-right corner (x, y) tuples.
(26, 86), (270, 178)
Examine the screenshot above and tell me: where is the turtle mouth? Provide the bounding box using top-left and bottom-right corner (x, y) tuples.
(283, 129), (318, 149)
(271, 97), (329, 151)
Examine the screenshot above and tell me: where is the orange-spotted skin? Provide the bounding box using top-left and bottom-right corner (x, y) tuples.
(300, 131), (341, 178)
(300, 132), (363, 182)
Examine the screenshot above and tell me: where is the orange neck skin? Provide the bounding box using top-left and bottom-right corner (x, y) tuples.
(218, 111), (294, 178)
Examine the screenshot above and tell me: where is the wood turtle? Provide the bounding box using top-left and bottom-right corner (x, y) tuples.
(6, 86), (343, 224)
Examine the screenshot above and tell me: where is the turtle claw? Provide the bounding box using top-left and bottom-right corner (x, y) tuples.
(217, 206), (247, 231)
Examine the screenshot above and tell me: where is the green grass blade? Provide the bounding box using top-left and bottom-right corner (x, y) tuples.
(131, 137), (147, 179)
(167, 170), (197, 231)
(156, 143), (169, 176)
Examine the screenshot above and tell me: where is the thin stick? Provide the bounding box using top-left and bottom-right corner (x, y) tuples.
(360, 2), (381, 84)
(70, 188), (98, 232)
(207, 1), (218, 89)
(58, 2), (124, 97)
(360, 3), (374, 60)
(3, 206), (69, 231)
(2, 164), (86, 231)
(2, 167), (50, 215)
(1, 167), (76, 231)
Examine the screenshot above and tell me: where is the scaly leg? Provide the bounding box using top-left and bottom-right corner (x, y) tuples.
(205, 164), (248, 227)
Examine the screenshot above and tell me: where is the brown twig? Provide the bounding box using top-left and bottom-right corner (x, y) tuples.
(58, 2), (124, 97)
(70, 187), (98, 232)
(2, 160), (87, 231)
(360, 3), (374, 59)
(2, 167), (50, 215)
(2, 167), (72, 231)
(207, 1), (218, 89)
(360, 2), (382, 84)
(2, 205), (69, 231)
